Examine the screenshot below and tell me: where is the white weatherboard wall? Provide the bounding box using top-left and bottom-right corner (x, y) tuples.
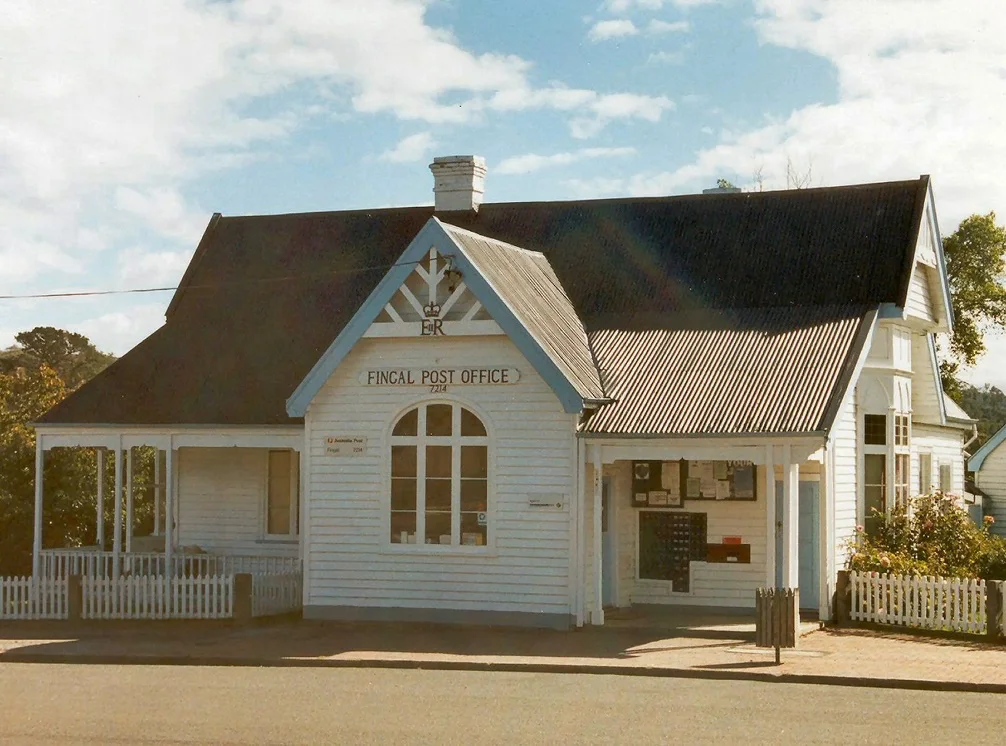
(912, 425), (964, 498)
(611, 460), (768, 609)
(304, 336), (575, 623)
(177, 448), (299, 558)
(977, 446), (1006, 538)
(905, 265), (935, 324)
(831, 392), (858, 570)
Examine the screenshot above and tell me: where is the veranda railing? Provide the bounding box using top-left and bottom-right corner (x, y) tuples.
(39, 549), (300, 579)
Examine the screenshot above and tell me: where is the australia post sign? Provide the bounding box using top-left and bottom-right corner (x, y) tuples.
(359, 367), (520, 393)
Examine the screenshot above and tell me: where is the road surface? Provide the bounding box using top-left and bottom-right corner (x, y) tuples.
(0, 663), (1002, 744)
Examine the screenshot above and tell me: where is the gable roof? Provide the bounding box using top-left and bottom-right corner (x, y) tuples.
(583, 306), (874, 437)
(970, 423), (1006, 472)
(39, 176), (931, 427)
(286, 218), (604, 417)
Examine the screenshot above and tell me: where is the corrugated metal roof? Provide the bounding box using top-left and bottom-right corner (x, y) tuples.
(584, 306), (874, 436)
(440, 222), (606, 401)
(943, 393), (975, 422)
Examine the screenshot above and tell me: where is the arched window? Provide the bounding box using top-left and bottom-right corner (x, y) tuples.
(390, 402), (489, 547)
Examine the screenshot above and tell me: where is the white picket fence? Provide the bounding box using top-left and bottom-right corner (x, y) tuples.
(82, 575), (234, 620)
(849, 570), (987, 634)
(0, 577), (67, 620)
(252, 573), (303, 617)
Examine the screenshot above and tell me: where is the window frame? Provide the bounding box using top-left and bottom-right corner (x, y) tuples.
(386, 400), (493, 554)
(263, 449), (300, 540)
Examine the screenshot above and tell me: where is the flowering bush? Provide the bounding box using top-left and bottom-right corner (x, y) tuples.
(846, 492), (1006, 580)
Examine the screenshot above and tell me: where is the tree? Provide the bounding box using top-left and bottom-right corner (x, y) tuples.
(0, 327), (114, 390)
(941, 212), (1006, 397)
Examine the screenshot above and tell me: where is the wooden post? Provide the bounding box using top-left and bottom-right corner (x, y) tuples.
(96, 449), (106, 548)
(987, 580), (1004, 639)
(835, 570), (850, 625)
(154, 449), (162, 536)
(591, 445), (604, 626)
(763, 445), (775, 588)
(125, 447), (134, 554)
(165, 447), (175, 580)
(31, 437), (44, 578)
(234, 573), (253, 622)
(781, 446), (799, 589)
(67, 575), (83, 621)
(112, 444), (123, 576)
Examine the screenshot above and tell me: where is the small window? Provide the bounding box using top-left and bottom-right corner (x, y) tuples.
(919, 453), (932, 495)
(864, 453), (886, 536)
(864, 414), (887, 445)
(894, 415), (910, 447)
(895, 453), (910, 508)
(267, 450), (299, 536)
(940, 463), (952, 493)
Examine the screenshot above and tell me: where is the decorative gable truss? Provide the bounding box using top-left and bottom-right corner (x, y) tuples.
(364, 246), (502, 338)
(903, 185), (953, 333)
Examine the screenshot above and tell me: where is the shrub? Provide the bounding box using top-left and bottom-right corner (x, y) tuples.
(846, 492), (1006, 579)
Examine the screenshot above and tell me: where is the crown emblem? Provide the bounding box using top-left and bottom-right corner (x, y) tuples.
(423, 302), (442, 318)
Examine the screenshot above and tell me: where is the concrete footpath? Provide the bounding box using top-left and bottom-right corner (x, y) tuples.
(2, 614), (1006, 693)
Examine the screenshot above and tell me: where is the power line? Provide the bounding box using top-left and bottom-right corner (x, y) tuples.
(0, 258), (427, 301)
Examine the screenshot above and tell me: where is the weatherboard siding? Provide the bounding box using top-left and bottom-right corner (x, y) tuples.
(905, 264), (935, 324)
(304, 336), (574, 618)
(977, 446), (1006, 538)
(176, 448), (299, 558)
(832, 391), (858, 570)
(911, 333), (942, 424)
(912, 425), (964, 496)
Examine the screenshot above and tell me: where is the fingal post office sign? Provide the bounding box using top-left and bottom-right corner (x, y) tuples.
(359, 367), (520, 393)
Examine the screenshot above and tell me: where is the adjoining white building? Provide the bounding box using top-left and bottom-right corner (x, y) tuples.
(32, 156), (973, 628)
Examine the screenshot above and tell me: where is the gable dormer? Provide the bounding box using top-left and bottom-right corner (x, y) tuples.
(902, 178), (953, 333)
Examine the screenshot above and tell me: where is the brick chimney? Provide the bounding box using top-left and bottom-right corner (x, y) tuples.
(429, 155), (487, 213)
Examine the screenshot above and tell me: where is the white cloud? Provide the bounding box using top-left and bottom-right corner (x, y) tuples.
(71, 302), (167, 356)
(588, 19), (639, 41)
(117, 247), (194, 287)
(114, 187), (208, 244)
(497, 147), (636, 175)
(647, 19), (690, 33)
(379, 132), (436, 163)
(605, 0), (720, 10)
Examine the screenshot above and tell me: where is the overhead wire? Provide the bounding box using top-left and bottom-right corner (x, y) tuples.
(0, 257), (430, 301)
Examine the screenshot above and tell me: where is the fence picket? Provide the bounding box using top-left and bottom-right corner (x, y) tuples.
(846, 571), (988, 635)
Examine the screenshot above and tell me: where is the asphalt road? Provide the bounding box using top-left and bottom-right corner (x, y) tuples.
(1, 664), (1003, 745)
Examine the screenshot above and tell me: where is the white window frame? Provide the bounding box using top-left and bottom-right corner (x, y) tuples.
(263, 449), (299, 540)
(939, 461), (953, 494)
(386, 400), (493, 554)
(919, 451), (932, 495)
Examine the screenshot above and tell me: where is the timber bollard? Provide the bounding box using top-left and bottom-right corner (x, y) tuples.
(234, 573), (253, 623)
(987, 580), (1004, 640)
(834, 570), (850, 626)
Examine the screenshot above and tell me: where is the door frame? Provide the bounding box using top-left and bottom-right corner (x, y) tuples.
(601, 475), (617, 607)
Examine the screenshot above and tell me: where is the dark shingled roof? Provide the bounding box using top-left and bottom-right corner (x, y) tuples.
(39, 176), (929, 426)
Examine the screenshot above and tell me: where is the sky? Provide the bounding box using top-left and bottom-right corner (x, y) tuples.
(3, 0), (1006, 387)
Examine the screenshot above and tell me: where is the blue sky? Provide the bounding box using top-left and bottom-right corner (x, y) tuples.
(3, 0), (1006, 386)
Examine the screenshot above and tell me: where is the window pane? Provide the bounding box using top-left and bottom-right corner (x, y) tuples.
(460, 479), (487, 512)
(391, 478), (416, 511)
(426, 445), (452, 478)
(268, 451), (291, 535)
(461, 408), (486, 436)
(461, 446), (487, 479)
(390, 511), (416, 544)
(391, 446), (416, 478)
(425, 511), (452, 545)
(864, 414), (887, 445)
(461, 512), (487, 546)
(425, 478), (452, 510)
(393, 408), (418, 436)
(426, 404), (453, 436)
(865, 454), (886, 485)
(864, 486), (885, 536)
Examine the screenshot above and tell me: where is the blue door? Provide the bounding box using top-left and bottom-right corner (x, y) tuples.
(601, 477), (616, 607)
(774, 480), (821, 610)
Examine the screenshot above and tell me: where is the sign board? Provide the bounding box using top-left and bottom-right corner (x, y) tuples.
(477, 511), (488, 526)
(359, 367), (520, 394)
(528, 495), (566, 509)
(325, 436), (367, 456)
